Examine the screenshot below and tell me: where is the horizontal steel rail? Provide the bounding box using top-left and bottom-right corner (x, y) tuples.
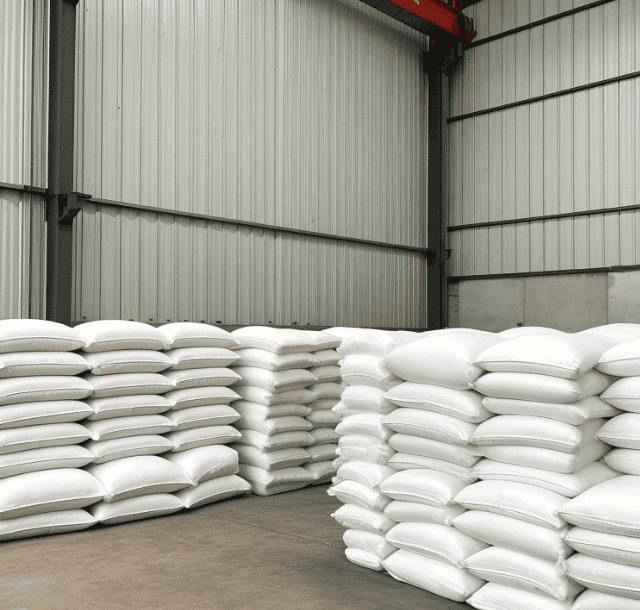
(448, 203), (640, 232)
(447, 69), (640, 124)
(465, 0), (615, 50)
(448, 264), (640, 283)
(82, 196), (433, 256)
(0, 182), (48, 195)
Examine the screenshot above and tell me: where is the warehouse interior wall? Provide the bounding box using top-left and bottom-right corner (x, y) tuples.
(0, 0), (48, 320)
(70, 0), (430, 328)
(446, 0), (640, 331)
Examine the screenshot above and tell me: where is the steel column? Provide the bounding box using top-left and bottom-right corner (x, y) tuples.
(47, 0), (79, 324)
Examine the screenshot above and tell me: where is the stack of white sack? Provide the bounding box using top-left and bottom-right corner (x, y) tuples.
(0, 320), (102, 540)
(460, 328), (622, 609)
(74, 321), (193, 525)
(361, 328), (501, 601)
(555, 337), (640, 609)
(158, 323), (249, 509)
(559, 476), (640, 609)
(229, 327), (322, 495)
(298, 330), (344, 484)
(327, 328), (419, 572)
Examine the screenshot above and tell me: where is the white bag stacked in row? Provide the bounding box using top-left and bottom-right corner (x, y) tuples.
(459, 326), (624, 609)
(560, 327), (640, 609)
(158, 323), (250, 510)
(369, 329), (500, 602)
(230, 327), (329, 494)
(328, 329), (419, 572)
(300, 330), (344, 484)
(0, 320), (99, 540)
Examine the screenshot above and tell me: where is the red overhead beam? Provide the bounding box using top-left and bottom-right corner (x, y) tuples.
(361, 0), (476, 44)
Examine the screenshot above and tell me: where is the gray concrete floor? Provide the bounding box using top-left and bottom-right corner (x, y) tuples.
(0, 485), (469, 610)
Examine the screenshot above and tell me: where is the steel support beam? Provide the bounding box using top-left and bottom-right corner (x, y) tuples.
(426, 58), (446, 330)
(47, 0), (79, 324)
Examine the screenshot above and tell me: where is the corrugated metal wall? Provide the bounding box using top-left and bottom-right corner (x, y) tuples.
(72, 0), (429, 327)
(0, 0), (48, 320)
(0, 189), (46, 319)
(448, 0), (640, 276)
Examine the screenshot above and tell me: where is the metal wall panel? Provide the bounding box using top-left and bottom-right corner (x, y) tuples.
(0, 189), (46, 320)
(1, 0), (48, 188)
(448, 0), (640, 277)
(74, 0), (428, 247)
(72, 206), (424, 328)
(71, 0), (429, 328)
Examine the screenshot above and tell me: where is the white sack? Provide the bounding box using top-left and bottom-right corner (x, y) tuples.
(482, 396), (619, 425)
(231, 327), (315, 354)
(454, 480), (568, 530)
(472, 370), (612, 403)
(0, 376), (93, 406)
(383, 500), (465, 526)
(467, 583), (574, 610)
(165, 347), (239, 370)
(452, 510), (573, 563)
(382, 408), (477, 446)
(0, 352), (89, 377)
(0, 400), (93, 429)
(379, 469), (467, 508)
(85, 435), (175, 464)
(0, 509), (97, 542)
(475, 334), (617, 379)
(382, 549), (485, 602)
(90, 493), (184, 524)
(388, 433), (480, 467)
(472, 416), (605, 454)
(604, 448), (640, 475)
(165, 405), (240, 430)
(83, 373), (173, 398)
(331, 503), (396, 534)
(233, 445), (310, 470)
(559, 475), (640, 537)
(572, 589), (640, 610)
(385, 329), (503, 390)
(163, 445), (238, 484)
(157, 323), (236, 349)
(83, 350), (172, 375)
(386, 522), (488, 567)
(163, 368), (241, 390)
(463, 546), (583, 600)
(384, 382), (491, 423)
(233, 348), (319, 371)
(235, 429), (314, 451)
(0, 446), (94, 479)
(0, 319), (85, 353)
(473, 459), (618, 498)
(87, 395), (171, 420)
(472, 439), (610, 474)
(76, 320), (169, 352)
(166, 426), (242, 452)
(176, 475), (251, 509)
(564, 527), (640, 567)
(84, 415), (174, 441)
(0, 469), (106, 519)
(566, 554), (640, 600)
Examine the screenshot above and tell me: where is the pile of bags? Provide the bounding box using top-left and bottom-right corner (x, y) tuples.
(375, 329), (502, 602)
(328, 329), (420, 572)
(0, 320), (99, 539)
(229, 327), (343, 495)
(561, 329), (640, 609)
(157, 323), (249, 511)
(75, 321), (249, 524)
(329, 323), (640, 610)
